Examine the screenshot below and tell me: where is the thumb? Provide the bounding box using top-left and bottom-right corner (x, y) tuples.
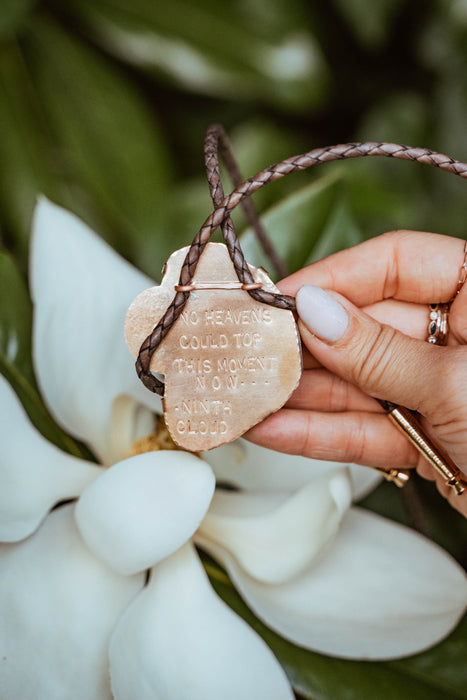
(296, 285), (444, 417)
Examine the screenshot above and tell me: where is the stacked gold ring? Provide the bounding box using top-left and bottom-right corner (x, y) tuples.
(427, 303), (450, 346)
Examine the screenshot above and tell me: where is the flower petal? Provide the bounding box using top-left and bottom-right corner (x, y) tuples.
(75, 451), (215, 574)
(109, 543), (294, 700)
(30, 198), (161, 464)
(0, 373), (101, 542)
(202, 507), (467, 660)
(196, 469), (351, 584)
(0, 504), (144, 699)
(204, 438), (382, 500)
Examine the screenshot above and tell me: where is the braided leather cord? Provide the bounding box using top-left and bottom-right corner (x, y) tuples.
(207, 124), (289, 279)
(204, 124), (294, 306)
(137, 138), (467, 394)
(204, 126), (260, 293)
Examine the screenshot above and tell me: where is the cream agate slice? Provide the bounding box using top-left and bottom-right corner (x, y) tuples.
(125, 243), (302, 451)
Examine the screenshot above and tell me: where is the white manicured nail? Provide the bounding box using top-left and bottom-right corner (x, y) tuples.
(296, 286), (349, 342)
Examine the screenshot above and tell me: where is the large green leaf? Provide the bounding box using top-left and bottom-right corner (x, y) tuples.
(160, 178), (215, 266)
(240, 172), (342, 280)
(304, 198), (363, 265)
(27, 15), (173, 276)
(229, 121), (310, 214)
(0, 251), (90, 459)
(0, 40), (67, 265)
(0, 252), (34, 384)
(0, 0), (37, 39)
(66, 0), (328, 113)
(205, 556), (467, 700)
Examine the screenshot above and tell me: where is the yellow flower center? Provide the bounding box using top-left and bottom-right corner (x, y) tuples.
(129, 416), (200, 457)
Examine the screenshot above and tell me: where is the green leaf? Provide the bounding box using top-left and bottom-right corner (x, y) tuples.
(0, 40), (67, 265)
(0, 251), (91, 459)
(159, 178), (214, 269)
(205, 556), (467, 700)
(304, 198), (363, 265)
(229, 121), (309, 213)
(0, 0), (38, 39)
(28, 15), (173, 276)
(0, 251), (34, 384)
(240, 172), (342, 280)
(342, 159), (412, 240)
(67, 0), (328, 113)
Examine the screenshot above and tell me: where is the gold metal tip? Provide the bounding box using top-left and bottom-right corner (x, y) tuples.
(387, 407), (467, 496)
(391, 469), (411, 488)
(449, 479), (466, 496)
(373, 467), (411, 488)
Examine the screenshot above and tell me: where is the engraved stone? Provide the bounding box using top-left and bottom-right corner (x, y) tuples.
(125, 243), (302, 451)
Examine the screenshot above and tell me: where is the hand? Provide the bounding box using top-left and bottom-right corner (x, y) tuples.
(247, 230), (467, 516)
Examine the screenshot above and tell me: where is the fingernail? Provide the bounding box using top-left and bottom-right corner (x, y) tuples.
(296, 285), (349, 342)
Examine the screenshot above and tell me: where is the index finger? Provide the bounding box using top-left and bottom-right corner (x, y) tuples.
(278, 230), (466, 306)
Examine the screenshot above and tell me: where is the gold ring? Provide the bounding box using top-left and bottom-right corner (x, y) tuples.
(427, 303), (450, 345)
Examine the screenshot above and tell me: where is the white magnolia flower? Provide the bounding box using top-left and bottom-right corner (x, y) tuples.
(0, 199), (466, 700)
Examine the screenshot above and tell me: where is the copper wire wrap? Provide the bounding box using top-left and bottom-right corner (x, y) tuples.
(174, 282), (263, 292)
(136, 131), (467, 395)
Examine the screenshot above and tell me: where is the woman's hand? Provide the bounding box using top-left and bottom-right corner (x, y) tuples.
(246, 230), (467, 516)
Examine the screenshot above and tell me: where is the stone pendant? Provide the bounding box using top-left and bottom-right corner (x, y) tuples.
(125, 243), (302, 451)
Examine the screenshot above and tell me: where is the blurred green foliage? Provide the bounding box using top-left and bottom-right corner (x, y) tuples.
(2, 0), (467, 279)
(1, 1), (467, 698)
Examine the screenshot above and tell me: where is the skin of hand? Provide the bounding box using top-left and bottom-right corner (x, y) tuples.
(246, 230), (467, 517)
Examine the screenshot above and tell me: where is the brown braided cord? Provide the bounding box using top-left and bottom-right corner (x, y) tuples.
(204, 125), (294, 306)
(204, 126), (260, 292)
(206, 124), (289, 279)
(137, 138), (467, 394)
